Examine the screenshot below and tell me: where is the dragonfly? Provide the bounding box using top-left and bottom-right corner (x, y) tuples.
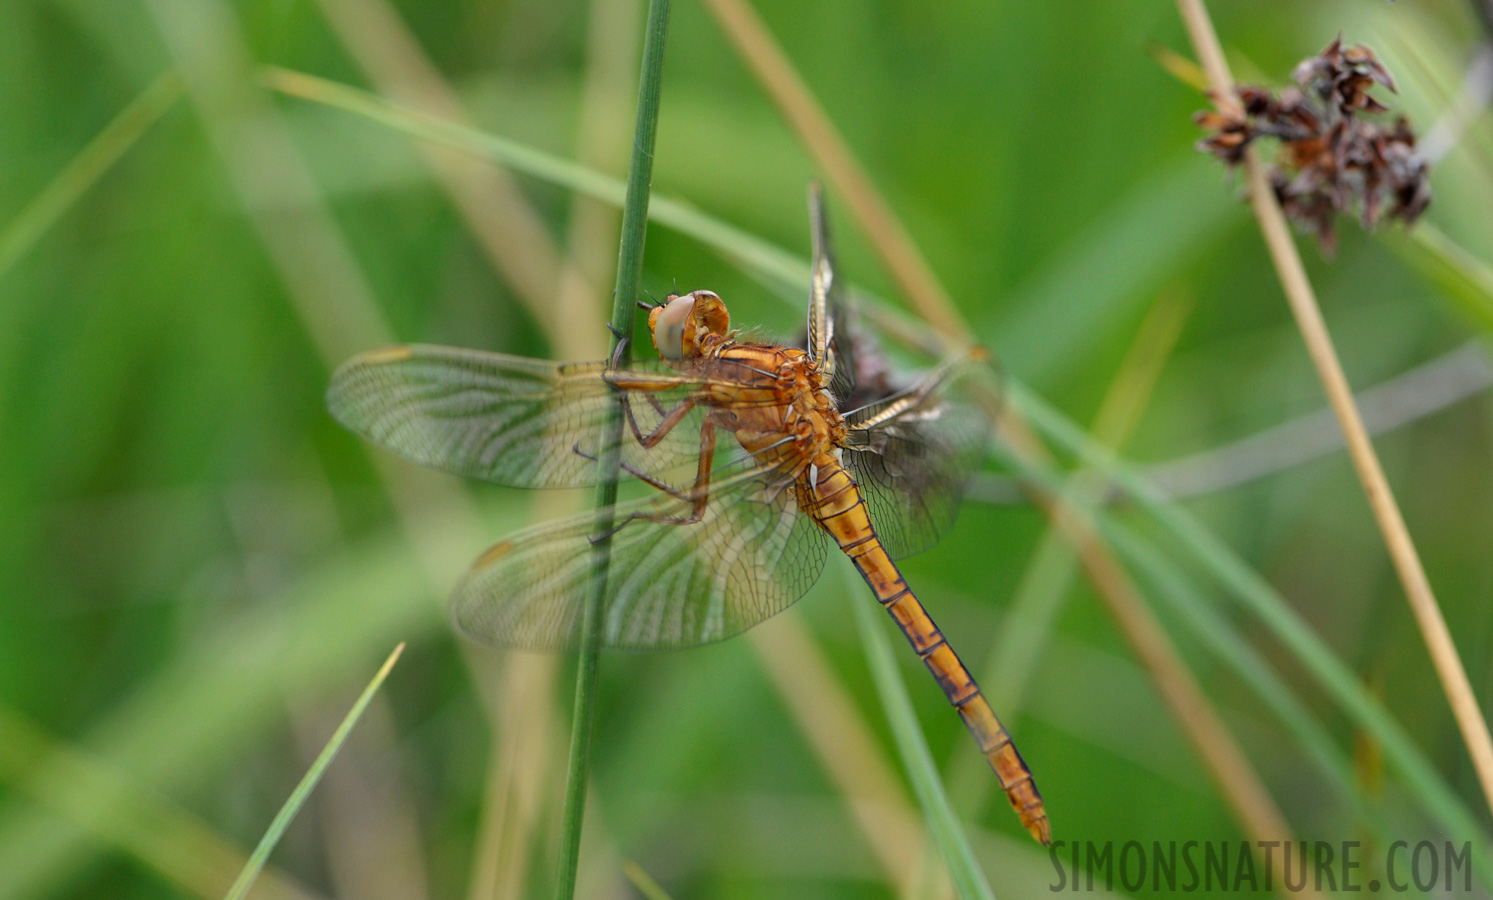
(326, 186), (1050, 844)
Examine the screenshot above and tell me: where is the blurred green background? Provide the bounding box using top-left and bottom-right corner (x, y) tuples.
(4, 0), (1493, 897)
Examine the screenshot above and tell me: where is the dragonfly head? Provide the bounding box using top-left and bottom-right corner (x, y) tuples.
(648, 290), (730, 360)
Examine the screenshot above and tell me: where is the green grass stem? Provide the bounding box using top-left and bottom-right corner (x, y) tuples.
(987, 442), (1398, 839)
(262, 67), (811, 300)
(845, 568), (997, 900)
(1390, 223), (1493, 335)
(553, 3), (671, 898)
(1006, 380), (1493, 884)
(262, 64), (1493, 884)
(223, 642), (405, 900)
(620, 861), (676, 900)
(0, 71), (183, 279)
(0, 705), (313, 900)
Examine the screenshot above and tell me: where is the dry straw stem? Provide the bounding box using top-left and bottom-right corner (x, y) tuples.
(998, 414), (1313, 889)
(311, 0), (593, 357)
(697, 0), (962, 339)
(1174, 0), (1493, 821)
(952, 288), (1193, 814)
(702, 0), (1308, 863)
(137, 2), (498, 896)
(292, 2), (925, 894)
(304, 2), (599, 896)
(749, 618), (926, 894)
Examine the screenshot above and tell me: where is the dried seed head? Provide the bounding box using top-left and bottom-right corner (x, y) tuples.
(1194, 37), (1429, 255)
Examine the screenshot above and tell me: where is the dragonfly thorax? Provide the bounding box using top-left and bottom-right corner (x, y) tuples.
(703, 342), (847, 479)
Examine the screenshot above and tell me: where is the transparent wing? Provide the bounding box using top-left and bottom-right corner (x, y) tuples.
(326, 344), (755, 488)
(451, 463), (830, 650)
(805, 183), (858, 405)
(842, 354), (994, 560)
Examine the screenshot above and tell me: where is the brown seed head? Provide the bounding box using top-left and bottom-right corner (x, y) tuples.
(1193, 37), (1429, 254)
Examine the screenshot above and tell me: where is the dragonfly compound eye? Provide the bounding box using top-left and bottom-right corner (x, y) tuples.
(653, 294), (697, 360)
(690, 290), (730, 337)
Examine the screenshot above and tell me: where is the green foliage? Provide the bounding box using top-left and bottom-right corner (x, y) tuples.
(224, 643), (404, 900)
(2, 1), (1492, 898)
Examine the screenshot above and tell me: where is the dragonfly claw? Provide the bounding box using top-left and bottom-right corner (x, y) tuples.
(588, 515), (634, 545)
(608, 338), (630, 371)
(571, 441), (599, 463)
(606, 322), (626, 339)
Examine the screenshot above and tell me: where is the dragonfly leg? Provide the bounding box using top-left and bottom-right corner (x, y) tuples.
(620, 392), (697, 449)
(624, 420), (717, 504)
(587, 422), (718, 545)
(614, 375), (675, 433)
(608, 337), (630, 368)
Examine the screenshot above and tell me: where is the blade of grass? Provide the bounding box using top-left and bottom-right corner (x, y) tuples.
(698, 0), (1311, 861)
(307, 0), (619, 893)
(286, 696), (427, 900)
(554, 2), (671, 898)
(844, 567), (997, 900)
(255, 68), (1491, 871)
(0, 706), (320, 900)
(224, 642), (405, 900)
(1388, 222), (1493, 334)
(1007, 377), (1493, 888)
(0, 524), (455, 900)
(620, 861), (675, 900)
(1175, 0), (1493, 823)
(990, 422), (1493, 893)
(0, 71), (183, 279)
(748, 618), (925, 894)
(1128, 340), (1493, 499)
(697, 0), (961, 337)
(949, 287), (1192, 818)
(261, 65), (1232, 377)
(310, 0), (569, 345)
(1097, 522), (1382, 829)
(261, 68), (814, 300)
(984, 439), (1392, 844)
(1005, 411), (1316, 884)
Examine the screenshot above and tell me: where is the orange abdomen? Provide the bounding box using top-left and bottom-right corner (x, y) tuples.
(804, 460), (1051, 845)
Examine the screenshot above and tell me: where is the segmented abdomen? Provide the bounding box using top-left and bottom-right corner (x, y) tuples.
(804, 459), (1051, 845)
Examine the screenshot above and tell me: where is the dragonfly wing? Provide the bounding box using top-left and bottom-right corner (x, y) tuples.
(806, 184), (858, 405)
(327, 344), (749, 488)
(842, 356), (993, 560)
(451, 463), (830, 650)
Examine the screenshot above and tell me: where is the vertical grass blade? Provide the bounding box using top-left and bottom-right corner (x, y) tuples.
(846, 569), (997, 900)
(222, 642), (405, 900)
(553, 2), (671, 898)
(0, 71), (183, 279)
